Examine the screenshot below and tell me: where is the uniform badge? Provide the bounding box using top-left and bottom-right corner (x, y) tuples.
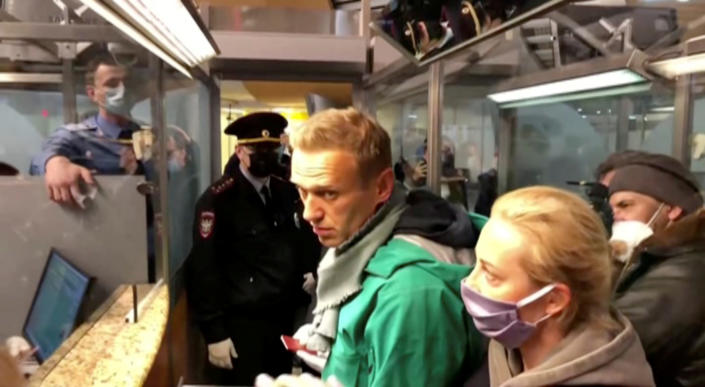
(199, 211), (215, 239)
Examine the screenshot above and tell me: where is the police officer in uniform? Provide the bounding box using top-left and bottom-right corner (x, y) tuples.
(30, 51), (143, 200)
(186, 112), (320, 385)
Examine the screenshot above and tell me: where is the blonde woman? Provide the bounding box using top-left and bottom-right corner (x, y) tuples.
(461, 186), (654, 386)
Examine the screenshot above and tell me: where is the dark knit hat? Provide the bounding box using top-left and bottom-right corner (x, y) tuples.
(595, 150), (651, 179)
(609, 154), (703, 214)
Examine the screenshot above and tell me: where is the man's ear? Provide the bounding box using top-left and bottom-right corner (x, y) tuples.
(234, 145), (244, 159)
(376, 168), (395, 203)
(86, 85), (96, 100)
(667, 206), (684, 222)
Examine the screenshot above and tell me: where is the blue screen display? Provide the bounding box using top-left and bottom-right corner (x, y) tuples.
(24, 252), (90, 362)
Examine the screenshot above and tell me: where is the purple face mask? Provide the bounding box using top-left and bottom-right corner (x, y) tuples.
(460, 280), (555, 349)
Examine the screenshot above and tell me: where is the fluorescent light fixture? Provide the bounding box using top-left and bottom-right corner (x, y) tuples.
(108, 0), (217, 66)
(488, 69), (645, 104)
(651, 106), (675, 113)
(78, 0), (218, 78)
(497, 83), (651, 109)
(649, 52), (705, 79)
(79, 0), (192, 78)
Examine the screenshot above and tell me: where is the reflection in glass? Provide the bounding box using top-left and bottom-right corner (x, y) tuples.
(376, 0), (562, 62)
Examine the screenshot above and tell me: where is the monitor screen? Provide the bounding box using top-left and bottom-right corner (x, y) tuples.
(23, 250), (91, 363)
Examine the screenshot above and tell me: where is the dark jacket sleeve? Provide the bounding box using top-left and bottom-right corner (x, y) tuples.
(614, 253), (705, 386)
(185, 191), (229, 344)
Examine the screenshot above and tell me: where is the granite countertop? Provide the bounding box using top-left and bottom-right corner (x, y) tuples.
(29, 284), (169, 386)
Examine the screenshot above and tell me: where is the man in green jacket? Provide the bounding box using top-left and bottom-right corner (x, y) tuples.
(288, 107), (485, 386)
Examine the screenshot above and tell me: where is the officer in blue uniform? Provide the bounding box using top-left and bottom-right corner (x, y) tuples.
(30, 52), (141, 204)
(185, 112), (321, 385)
(30, 51), (159, 280)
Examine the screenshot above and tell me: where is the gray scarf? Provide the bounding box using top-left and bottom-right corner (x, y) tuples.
(304, 185), (408, 353)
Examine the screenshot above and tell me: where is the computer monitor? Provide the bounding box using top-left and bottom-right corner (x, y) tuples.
(23, 249), (92, 363)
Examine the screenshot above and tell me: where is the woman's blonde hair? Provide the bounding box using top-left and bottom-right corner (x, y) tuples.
(491, 186), (614, 331)
(291, 107), (391, 183)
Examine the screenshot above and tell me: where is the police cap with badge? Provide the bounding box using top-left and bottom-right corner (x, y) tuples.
(225, 112), (288, 178)
(224, 112), (287, 147)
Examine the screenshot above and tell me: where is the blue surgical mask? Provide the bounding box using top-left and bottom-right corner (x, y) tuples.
(461, 280), (555, 349)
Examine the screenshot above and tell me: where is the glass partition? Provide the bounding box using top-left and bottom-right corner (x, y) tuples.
(500, 83), (675, 192)
(377, 90), (429, 192)
(691, 73), (705, 189)
(441, 84), (498, 211)
(163, 79), (212, 280)
(0, 39), (169, 378)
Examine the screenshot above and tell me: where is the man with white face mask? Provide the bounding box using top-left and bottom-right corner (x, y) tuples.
(608, 154), (705, 386)
(30, 51), (141, 206)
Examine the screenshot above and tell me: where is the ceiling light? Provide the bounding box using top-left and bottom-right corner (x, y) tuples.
(78, 0), (218, 78)
(650, 106), (675, 112)
(109, 0), (216, 66)
(649, 52), (705, 79)
(496, 83), (651, 109)
(488, 69), (645, 104)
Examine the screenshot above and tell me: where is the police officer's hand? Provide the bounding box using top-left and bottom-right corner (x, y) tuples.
(207, 338), (238, 369)
(120, 147), (139, 175)
(412, 161), (427, 184)
(302, 273), (316, 295)
(45, 156), (95, 206)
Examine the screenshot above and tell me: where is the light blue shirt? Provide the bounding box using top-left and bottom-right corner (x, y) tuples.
(29, 114), (139, 175)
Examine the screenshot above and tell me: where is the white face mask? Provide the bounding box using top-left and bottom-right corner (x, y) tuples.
(609, 202), (665, 263)
(102, 82), (132, 118)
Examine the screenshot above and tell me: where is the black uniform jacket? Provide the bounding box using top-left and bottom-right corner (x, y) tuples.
(615, 208), (705, 387)
(185, 166), (321, 344)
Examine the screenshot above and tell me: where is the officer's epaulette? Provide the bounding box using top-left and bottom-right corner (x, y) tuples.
(211, 176), (235, 195)
(64, 121), (97, 131)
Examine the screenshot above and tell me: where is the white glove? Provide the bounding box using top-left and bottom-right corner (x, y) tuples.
(208, 338), (238, 369)
(296, 350), (329, 373)
(5, 336), (31, 358)
(255, 373), (342, 387)
(293, 324), (314, 343)
(302, 273), (316, 295)
(292, 324), (329, 372)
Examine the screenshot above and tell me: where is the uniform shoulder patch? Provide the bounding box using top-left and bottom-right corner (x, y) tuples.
(210, 176), (235, 195)
(199, 211), (215, 239)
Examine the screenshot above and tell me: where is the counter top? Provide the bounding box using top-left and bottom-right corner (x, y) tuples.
(29, 283), (169, 386)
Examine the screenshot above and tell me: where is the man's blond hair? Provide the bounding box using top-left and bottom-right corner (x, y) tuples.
(492, 186), (616, 331)
(291, 107), (391, 182)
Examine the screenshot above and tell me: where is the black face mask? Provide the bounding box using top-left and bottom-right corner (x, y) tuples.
(249, 151), (279, 178)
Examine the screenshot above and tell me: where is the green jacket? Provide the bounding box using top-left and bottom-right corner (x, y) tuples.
(322, 235), (486, 386)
